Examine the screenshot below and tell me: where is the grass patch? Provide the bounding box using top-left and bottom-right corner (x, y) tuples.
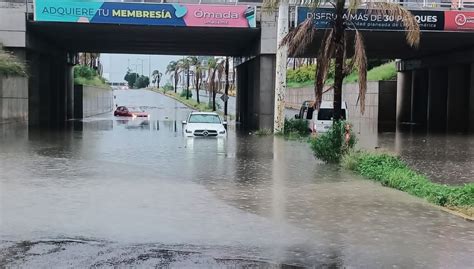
(342, 151), (474, 210)
(0, 47), (27, 77)
(289, 62), (396, 88)
(254, 129), (273, 136)
(287, 80), (315, 88)
(152, 88), (213, 112)
(74, 76), (110, 88)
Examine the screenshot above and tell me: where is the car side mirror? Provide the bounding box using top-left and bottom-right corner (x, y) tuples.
(182, 120), (187, 124)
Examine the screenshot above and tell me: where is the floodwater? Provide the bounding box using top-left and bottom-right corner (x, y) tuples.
(0, 90), (473, 268)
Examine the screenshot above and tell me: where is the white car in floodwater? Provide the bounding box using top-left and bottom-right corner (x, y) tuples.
(182, 112), (227, 137)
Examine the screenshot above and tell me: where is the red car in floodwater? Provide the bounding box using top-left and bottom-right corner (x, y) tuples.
(114, 106), (149, 118)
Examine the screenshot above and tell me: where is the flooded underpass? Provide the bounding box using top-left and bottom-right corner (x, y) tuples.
(1, 90), (473, 268)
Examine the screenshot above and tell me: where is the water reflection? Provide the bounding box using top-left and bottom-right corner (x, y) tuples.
(1, 90), (473, 268)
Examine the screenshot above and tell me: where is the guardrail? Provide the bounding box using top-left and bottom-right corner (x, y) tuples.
(1, 0), (473, 13)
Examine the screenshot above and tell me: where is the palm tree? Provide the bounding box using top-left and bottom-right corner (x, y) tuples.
(207, 58), (225, 111)
(265, 0), (420, 122)
(178, 58), (191, 99)
(166, 61), (180, 93)
(188, 56), (203, 104)
(152, 70), (162, 88)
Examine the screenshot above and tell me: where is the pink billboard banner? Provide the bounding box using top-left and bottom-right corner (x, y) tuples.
(183, 5), (256, 28)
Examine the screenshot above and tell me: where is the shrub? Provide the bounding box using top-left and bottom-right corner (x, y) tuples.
(284, 118), (308, 136)
(255, 129), (272, 136)
(74, 65), (96, 80)
(310, 121), (356, 163)
(163, 83), (173, 92)
(180, 90), (192, 98)
(287, 65), (316, 83)
(0, 46), (27, 77)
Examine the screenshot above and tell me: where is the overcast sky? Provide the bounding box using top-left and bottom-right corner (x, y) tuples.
(101, 54), (182, 83)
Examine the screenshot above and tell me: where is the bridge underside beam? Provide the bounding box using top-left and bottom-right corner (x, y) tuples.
(27, 22), (260, 56)
(291, 30), (474, 59)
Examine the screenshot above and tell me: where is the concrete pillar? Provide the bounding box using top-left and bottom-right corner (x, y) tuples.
(396, 71), (412, 124)
(38, 54), (52, 126)
(27, 52), (41, 126)
(258, 54), (276, 130)
(427, 67), (448, 132)
(273, 0), (288, 132)
(469, 63), (474, 133)
(235, 55), (276, 130)
(66, 65), (74, 120)
(411, 69), (429, 127)
(447, 64), (469, 132)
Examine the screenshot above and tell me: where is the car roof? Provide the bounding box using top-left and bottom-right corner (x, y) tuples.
(189, 112), (219, 115)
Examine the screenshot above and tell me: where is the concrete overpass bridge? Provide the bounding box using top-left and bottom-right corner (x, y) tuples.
(1, 0), (474, 132)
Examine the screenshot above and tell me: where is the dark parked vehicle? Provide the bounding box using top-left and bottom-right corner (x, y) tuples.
(114, 106), (149, 118)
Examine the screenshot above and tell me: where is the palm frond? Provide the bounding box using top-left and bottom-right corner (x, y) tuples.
(348, 0), (362, 13)
(367, 2), (420, 47)
(281, 18), (316, 56)
(262, 0), (280, 11)
(314, 28), (334, 110)
(353, 30), (367, 114)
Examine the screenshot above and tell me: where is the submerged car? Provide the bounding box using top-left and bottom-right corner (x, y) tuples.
(114, 106), (149, 118)
(182, 112), (227, 137)
(295, 100), (348, 133)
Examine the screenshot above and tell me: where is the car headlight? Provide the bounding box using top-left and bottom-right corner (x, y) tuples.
(185, 129), (192, 133)
(219, 130), (226, 134)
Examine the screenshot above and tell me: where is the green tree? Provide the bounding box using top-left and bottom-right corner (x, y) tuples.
(166, 61), (179, 93)
(134, 75), (150, 89)
(124, 69), (139, 88)
(188, 56), (204, 104)
(265, 0), (420, 121)
(206, 58), (224, 111)
(152, 69), (162, 88)
(178, 58), (191, 99)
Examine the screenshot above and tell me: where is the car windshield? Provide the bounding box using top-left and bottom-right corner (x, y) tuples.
(188, 114), (221, 124)
(318, 109), (346, 120)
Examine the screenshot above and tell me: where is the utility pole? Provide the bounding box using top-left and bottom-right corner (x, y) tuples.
(274, 0), (289, 133)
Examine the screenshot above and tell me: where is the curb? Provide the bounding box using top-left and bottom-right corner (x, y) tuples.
(151, 89), (235, 120)
(436, 205), (474, 222)
(152, 89), (197, 110)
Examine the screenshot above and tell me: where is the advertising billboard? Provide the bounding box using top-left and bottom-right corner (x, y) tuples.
(34, 0), (256, 28)
(296, 7), (474, 32)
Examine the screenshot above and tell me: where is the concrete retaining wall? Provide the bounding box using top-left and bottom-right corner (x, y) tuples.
(0, 5), (26, 48)
(0, 75), (28, 123)
(285, 81), (397, 131)
(74, 85), (113, 118)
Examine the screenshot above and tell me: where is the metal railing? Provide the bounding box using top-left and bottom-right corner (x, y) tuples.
(1, 0), (473, 13)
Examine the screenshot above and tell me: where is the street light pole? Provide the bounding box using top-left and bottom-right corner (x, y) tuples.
(224, 56), (229, 117)
(148, 55), (151, 80)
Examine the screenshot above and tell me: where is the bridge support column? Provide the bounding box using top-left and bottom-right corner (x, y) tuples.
(66, 65), (74, 120)
(411, 69), (429, 127)
(396, 71), (412, 125)
(447, 64), (469, 132)
(236, 55), (276, 130)
(427, 67), (448, 132)
(469, 63), (474, 133)
(28, 52), (70, 127)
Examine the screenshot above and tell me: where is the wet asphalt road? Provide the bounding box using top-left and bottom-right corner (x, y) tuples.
(0, 90), (473, 268)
